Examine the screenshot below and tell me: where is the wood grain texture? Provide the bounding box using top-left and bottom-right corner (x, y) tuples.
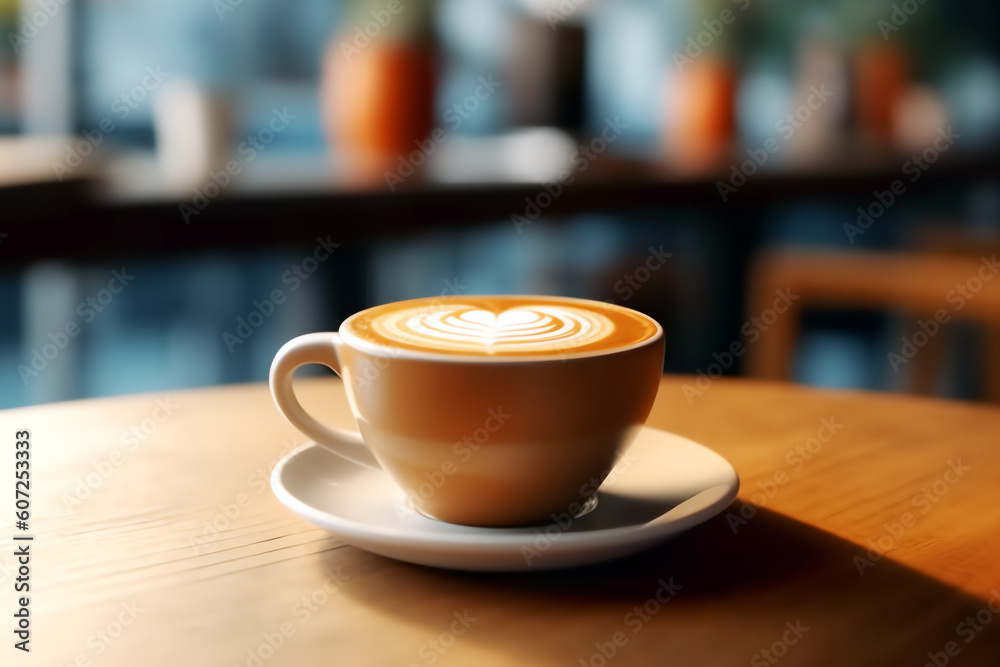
(3, 377), (999, 666)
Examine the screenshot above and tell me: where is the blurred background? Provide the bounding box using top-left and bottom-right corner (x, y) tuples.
(1, 0), (999, 408)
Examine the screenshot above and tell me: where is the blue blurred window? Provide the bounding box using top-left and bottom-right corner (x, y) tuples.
(76, 0), (342, 149)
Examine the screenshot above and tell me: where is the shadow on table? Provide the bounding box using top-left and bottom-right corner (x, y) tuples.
(326, 505), (1000, 666)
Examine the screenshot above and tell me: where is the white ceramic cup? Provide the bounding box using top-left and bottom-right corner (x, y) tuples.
(269, 295), (664, 527)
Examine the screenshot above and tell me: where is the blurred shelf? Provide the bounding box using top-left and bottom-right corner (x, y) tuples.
(2, 139), (1000, 266)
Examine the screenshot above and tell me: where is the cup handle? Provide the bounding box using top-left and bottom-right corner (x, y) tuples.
(269, 332), (381, 469)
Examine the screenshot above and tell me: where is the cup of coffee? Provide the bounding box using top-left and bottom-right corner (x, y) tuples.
(269, 295), (664, 527)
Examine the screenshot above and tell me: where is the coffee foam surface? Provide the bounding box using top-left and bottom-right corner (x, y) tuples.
(346, 297), (658, 357)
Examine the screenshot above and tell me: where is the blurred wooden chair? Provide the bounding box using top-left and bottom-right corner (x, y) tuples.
(745, 249), (1000, 402)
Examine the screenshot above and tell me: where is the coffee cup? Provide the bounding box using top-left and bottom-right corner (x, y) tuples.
(269, 295), (664, 527)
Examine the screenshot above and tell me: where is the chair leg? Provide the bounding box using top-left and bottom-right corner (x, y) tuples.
(744, 259), (800, 381)
(910, 320), (946, 396)
(985, 324), (1000, 404)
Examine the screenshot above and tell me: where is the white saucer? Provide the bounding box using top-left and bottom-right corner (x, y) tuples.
(270, 426), (739, 571)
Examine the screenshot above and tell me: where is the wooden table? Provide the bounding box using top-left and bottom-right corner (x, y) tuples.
(5, 377), (1000, 666)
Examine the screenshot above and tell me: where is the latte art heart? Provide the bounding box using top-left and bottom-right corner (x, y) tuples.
(409, 307), (597, 349)
(345, 296), (660, 358)
(371, 304), (615, 354)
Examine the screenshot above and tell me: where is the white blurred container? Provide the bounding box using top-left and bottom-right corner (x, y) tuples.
(152, 78), (234, 194)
